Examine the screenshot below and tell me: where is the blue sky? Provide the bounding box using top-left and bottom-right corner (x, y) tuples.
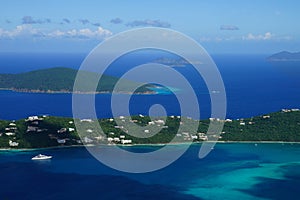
(0, 0), (299, 54)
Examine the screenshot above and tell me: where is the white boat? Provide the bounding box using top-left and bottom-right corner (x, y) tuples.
(31, 154), (52, 160)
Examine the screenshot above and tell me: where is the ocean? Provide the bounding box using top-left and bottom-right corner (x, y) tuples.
(0, 53), (299, 120)
(1, 143), (300, 200)
(0, 52), (300, 199)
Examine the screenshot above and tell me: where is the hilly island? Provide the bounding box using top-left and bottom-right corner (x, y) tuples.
(1, 109), (300, 149)
(267, 51), (300, 61)
(0, 67), (155, 94)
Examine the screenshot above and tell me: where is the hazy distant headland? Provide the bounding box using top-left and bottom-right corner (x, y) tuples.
(151, 57), (202, 67)
(267, 51), (300, 61)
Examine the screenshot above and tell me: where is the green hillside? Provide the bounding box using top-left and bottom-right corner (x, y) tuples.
(1, 109), (300, 148)
(0, 67), (153, 93)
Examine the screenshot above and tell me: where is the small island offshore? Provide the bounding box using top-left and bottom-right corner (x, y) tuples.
(1, 109), (300, 149)
(267, 51), (300, 61)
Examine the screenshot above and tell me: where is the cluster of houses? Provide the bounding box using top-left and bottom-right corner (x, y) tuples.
(0, 121), (19, 147)
(79, 118), (133, 145)
(26, 116), (46, 133)
(282, 108), (300, 113)
(109, 115), (211, 142)
(175, 132), (208, 141)
(107, 135), (132, 144)
(10, 109), (299, 147)
(9, 140), (19, 147)
(25, 115), (78, 145)
(4, 122), (17, 136)
(52, 120), (77, 144)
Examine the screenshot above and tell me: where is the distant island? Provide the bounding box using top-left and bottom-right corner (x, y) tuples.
(151, 57), (202, 67)
(267, 51), (300, 61)
(0, 67), (156, 94)
(1, 109), (300, 149)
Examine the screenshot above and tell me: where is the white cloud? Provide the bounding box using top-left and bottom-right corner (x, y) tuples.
(48, 27), (112, 39)
(0, 25), (43, 38)
(0, 25), (112, 40)
(242, 32), (273, 41)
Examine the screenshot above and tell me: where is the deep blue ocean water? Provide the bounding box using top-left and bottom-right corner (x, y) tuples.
(1, 143), (300, 200)
(0, 53), (299, 120)
(0, 52), (300, 199)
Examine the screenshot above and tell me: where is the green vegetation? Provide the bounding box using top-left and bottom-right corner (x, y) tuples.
(0, 67), (154, 93)
(221, 110), (300, 141)
(0, 109), (300, 149)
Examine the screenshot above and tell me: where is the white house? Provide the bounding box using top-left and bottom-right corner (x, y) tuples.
(262, 115), (271, 119)
(27, 126), (38, 132)
(57, 139), (66, 144)
(148, 121), (155, 125)
(121, 139), (132, 144)
(191, 135), (198, 140)
(182, 132), (190, 138)
(27, 116), (39, 121)
(9, 140), (19, 147)
(80, 119), (93, 122)
(155, 119), (165, 124)
(84, 137), (93, 143)
(94, 136), (104, 141)
(57, 128), (67, 133)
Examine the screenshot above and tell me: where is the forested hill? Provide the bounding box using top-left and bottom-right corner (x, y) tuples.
(1, 109), (300, 148)
(0, 67), (153, 93)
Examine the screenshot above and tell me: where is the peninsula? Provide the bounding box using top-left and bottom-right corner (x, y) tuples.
(0, 67), (156, 94)
(1, 109), (300, 149)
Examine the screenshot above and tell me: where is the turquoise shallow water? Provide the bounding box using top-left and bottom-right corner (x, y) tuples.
(1, 143), (300, 200)
(183, 143), (300, 200)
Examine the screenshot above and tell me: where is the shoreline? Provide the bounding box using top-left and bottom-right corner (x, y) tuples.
(0, 88), (157, 95)
(1, 141), (299, 152)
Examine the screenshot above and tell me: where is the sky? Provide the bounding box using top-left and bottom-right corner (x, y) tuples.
(0, 0), (300, 54)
